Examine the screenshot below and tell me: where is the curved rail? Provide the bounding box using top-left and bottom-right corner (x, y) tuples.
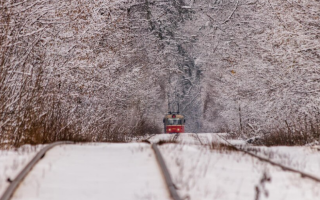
(146, 134), (156, 140)
(151, 143), (182, 200)
(216, 134), (320, 183)
(172, 133), (180, 141)
(0, 141), (74, 200)
(2, 139), (181, 200)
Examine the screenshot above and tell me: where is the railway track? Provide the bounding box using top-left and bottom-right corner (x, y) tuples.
(146, 133), (203, 200)
(4, 134), (318, 200)
(215, 134), (320, 183)
(0, 141), (74, 200)
(0, 139), (182, 200)
(145, 133), (182, 200)
(172, 133), (180, 141)
(151, 144), (182, 200)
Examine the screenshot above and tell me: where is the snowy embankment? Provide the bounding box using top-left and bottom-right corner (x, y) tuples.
(147, 133), (320, 199)
(201, 133), (320, 180)
(10, 143), (169, 200)
(242, 145), (320, 180)
(0, 145), (43, 197)
(160, 143), (320, 200)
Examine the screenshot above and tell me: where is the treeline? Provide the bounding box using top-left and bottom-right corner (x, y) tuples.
(0, 0), (180, 146)
(2, 0), (320, 146)
(188, 0), (320, 143)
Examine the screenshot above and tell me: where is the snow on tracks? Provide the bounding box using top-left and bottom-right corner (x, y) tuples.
(152, 133), (320, 200)
(0, 145), (43, 199)
(216, 134), (320, 183)
(1, 142), (73, 200)
(152, 144), (181, 200)
(3, 133), (319, 200)
(9, 143), (170, 200)
(159, 142), (320, 200)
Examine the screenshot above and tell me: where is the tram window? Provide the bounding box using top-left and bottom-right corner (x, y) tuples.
(167, 119), (182, 125)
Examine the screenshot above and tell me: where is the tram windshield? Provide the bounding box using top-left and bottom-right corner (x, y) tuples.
(167, 118), (182, 125)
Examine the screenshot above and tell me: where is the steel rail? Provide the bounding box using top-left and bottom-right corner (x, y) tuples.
(146, 134), (156, 140)
(0, 141), (74, 200)
(216, 134), (320, 183)
(172, 133), (180, 141)
(151, 143), (182, 200)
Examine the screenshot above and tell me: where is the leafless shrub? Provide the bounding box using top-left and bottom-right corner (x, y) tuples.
(100, 132), (130, 143)
(0, 1), (166, 147)
(133, 118), (161, 136)
(258, 119), (320, 146)
(260, 130), (309, 146)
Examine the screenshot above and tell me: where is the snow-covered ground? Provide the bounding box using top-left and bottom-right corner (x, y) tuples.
(1, 133), (320, 200)
(147, 134), (174, 144)
(198, 132), (246, 145)
(198, 133), (320, 179)
(242, 145), (320, 179)
(0, 145), (43, 197)
(10, 143), (169, 200)
(147, 133), (203, 145)
(160, 143), (320, 200)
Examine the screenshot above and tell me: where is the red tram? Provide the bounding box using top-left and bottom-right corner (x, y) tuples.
(163, 113), (185, 134)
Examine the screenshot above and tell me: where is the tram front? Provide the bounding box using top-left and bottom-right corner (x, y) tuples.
(163, 113), (185, 134)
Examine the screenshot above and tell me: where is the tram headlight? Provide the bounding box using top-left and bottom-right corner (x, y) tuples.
(177, 128), (180, 131)
(168, 128), (171, 131)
